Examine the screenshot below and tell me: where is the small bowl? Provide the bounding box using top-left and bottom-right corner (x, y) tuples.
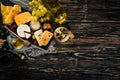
(54, 26), (69, 42)
(12, 38), (24, 49)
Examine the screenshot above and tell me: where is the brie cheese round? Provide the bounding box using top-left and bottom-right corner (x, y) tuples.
(17, 24), (31, 39)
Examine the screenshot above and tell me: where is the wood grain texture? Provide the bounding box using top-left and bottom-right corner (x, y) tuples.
(0, 0), (120, 80)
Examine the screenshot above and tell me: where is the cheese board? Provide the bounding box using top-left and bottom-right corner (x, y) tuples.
(0, 0), (74, 58)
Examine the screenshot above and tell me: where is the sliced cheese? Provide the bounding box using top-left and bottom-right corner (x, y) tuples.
(12, 5), (21, 13)
(5, 6), (13, 14)
(2, 4), (21, 25)
(1, 3), (6, 14)
(39, 30), (53, 46)
(14, 12), (32, 26)
(4, 11), (14, 24)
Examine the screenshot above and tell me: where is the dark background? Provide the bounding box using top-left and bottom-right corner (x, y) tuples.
(0, 0), (120, 80)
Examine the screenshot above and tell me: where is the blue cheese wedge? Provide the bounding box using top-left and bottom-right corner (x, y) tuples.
(34, 29), (43, 46)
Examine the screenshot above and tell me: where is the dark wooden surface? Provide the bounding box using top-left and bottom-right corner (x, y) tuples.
(0, 0), (120, 80)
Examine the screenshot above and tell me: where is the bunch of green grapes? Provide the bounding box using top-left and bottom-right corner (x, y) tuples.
(29, 0), (51, 22)
(39, 10), (53, 22)
(31, 5), (47, 17)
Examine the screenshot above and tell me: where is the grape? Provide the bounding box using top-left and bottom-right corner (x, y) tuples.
(32, 9), (36, 15)
(32, 16), (38, 21)
(29, 0), (52, 22)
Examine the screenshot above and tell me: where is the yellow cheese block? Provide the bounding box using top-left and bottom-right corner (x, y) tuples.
(12, 5), (21, 13)
(1, 4), (13, 24)
(2, 4), (21, 25)
(5, 6), (13, 14)
(39, 30), (53, 46)
(14, 12), (32, 26)
(1, 3), (6, 13)
(4, 11), (13, 24)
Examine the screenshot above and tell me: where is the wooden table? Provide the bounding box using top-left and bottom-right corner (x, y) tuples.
(0, 0), (120, 80)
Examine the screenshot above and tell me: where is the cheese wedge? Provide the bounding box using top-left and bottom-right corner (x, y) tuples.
(12, 5), (21, 13)
(34, 29), (43, 46)
(4, 11), (14, 24)
(39, 30), (53, 46)
(24, 32), (31, 39)
(1, 4), (21, 25)
(1, 3), (6, 13)
(14, 12), (32, 26)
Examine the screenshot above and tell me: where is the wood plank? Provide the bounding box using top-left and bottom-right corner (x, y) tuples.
(64, 0), (120, 22)
(0, 0), (120, 80)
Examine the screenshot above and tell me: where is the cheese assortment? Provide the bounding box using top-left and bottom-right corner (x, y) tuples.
(1, 3), (21, 25)
(1, 0), (74, 48)
(34, 30), (53, 46)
